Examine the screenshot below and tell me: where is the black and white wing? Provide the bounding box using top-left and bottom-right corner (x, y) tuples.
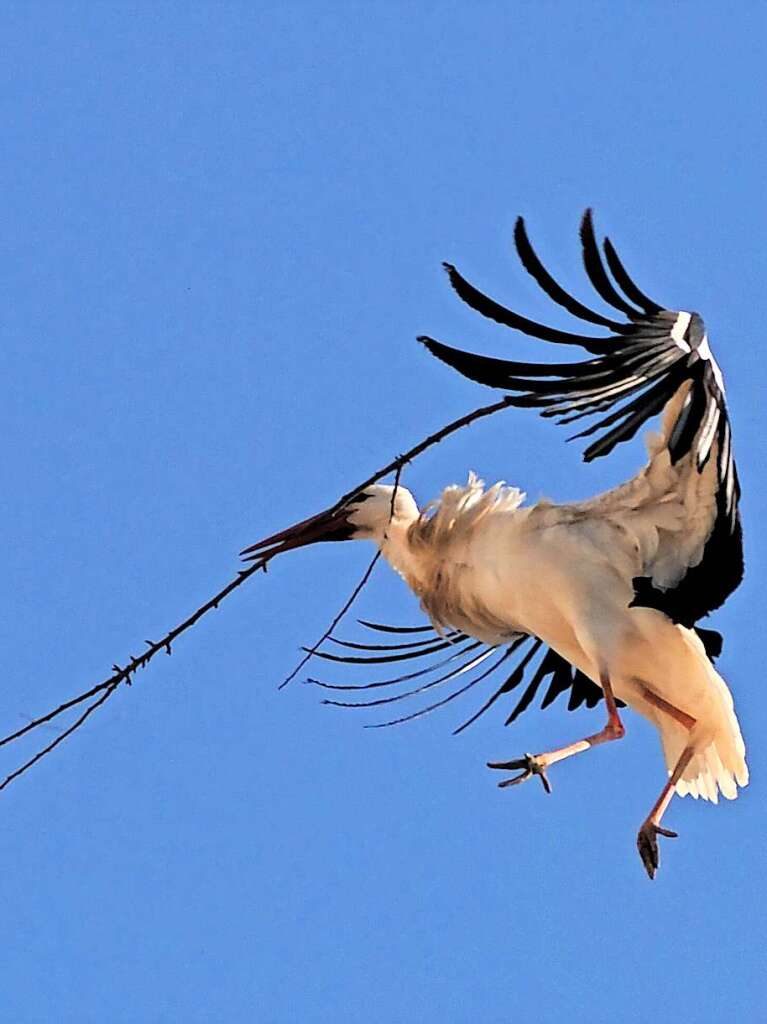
(304, 618), (614, 733)
(305, 616), (726, 732)
(420, 210), (742, 627)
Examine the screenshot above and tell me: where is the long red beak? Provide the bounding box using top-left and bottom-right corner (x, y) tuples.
(239, 502), (357, 563)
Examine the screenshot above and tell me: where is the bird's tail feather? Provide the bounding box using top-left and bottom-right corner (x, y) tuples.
(657, 654), (748, 803)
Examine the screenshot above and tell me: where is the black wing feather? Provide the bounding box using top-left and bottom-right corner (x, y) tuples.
(513, 216), (630, 332)
(442, 262), (615, 354)
(505, 648), (563, 724)
(602, 236), (663, 315)
(579, 209), (644, 319)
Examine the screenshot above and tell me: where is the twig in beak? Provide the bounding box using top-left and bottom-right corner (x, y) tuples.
(279, 464), (404, 689)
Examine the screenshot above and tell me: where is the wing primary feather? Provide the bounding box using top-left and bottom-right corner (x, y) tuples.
(305, 641), (485, 691)
(419, 336), (615, 381)
(328, 633), (461, 652)
(364, 648), (514, 728)
(357, 619), (435, 634)
(421, 336), (660, 400)
(540, 660), (575, 709)
(602, 235), (663, 315)
(305, 638), (458, 664)
(321, 649), (499, 710)
(464, 637), (542, 729)
(513, 217), (630, 331)
(505, 648), (563, 725)
(451, 635), (531, 734)
(569, 670), (604, 710)
(579, 209), (644, 319)
(442, 263), (615, 354)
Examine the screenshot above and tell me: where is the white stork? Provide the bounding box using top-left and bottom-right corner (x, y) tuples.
(242, 211), (746, 879)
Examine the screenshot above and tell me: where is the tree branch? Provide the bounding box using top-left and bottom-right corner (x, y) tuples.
(0, 397), (514, 790)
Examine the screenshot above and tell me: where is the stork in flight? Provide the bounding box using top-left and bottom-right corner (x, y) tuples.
(243, 211), (746, 879)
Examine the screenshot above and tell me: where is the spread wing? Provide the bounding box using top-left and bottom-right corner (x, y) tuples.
(304, 617), (723, 732)
(304, 618), (613, 732)
(420, 209), (742, 627)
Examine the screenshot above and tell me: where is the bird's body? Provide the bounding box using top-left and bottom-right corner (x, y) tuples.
(244, 211), (747, 876)
(377, 477), (747, 805)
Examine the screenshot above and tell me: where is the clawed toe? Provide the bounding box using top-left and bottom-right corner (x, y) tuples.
(637, 821), (679, 879)
(487, 753), (552, 794)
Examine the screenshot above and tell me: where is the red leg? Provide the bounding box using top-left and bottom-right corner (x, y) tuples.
(488, 672), (625, 793)
(636, 743), (695, 880)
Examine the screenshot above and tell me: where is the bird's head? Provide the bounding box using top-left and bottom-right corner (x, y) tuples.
(344, 485), (420, 541)
(240, 484), (419, 563)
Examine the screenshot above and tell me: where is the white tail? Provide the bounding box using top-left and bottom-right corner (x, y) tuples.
(658, 631), (748, 803)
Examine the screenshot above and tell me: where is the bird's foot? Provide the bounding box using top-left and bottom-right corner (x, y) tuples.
(487, 753), (552, 794)
(636, 820), (678, 880)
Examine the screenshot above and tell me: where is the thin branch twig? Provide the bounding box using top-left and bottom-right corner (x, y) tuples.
(0, 556), (269, 752)
(279, 463), (405, 689)
(331, 396), (514, 514)
(0, 682), (120, 791)
(280, 550), (383, 690)
(0, 397), (515, 789)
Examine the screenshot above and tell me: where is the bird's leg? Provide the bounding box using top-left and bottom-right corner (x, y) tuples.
(636, 742), (695, 880)
(630, 688), (696, 880)
(633, 688), (698, 878)
(487, 672), (625, 793)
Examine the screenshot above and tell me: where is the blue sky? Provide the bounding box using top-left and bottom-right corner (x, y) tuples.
(1, 3), (766, 1021)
